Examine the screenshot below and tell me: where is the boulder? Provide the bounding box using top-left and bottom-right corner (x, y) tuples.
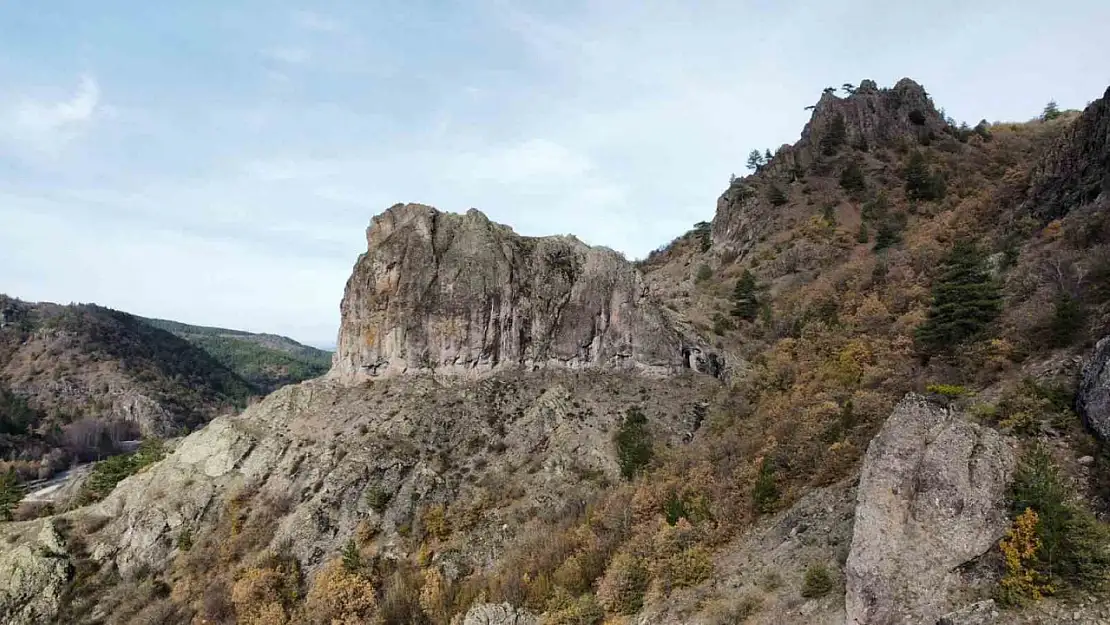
(845, 394), (1015, 625)
(460, 602), (537, 625)
(0, 522), (73, 625)
(332, 204), (716, 382)
(1078, 336), (1110, 441)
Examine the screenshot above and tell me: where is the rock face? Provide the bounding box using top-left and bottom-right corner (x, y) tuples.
(712, 78), (946, 256)
(0, 522), (73, 625)
(332, 204), (709, 382)
(845, 394), (1015, 625)
(1023, 86), (1109, 221)
(1078, 336), (1110, 441)
(459, 603), (537, 625)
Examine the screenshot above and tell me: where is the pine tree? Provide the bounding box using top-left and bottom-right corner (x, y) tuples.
(342, 539), (362, 572)
(904, 151), (945, 201)
(839, 160), (866, 194)
(821, 113), (847, 155)
(731, 270), (760, 321)
(767, 185), (788, 207)
(746, 149), (765, 171)
(914, 241), (1002, 354)
(0, 469), (22, 521)
(1042, 100), (1062, 121)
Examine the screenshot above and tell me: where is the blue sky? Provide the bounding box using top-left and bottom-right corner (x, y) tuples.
(2, 1), (1108, 347)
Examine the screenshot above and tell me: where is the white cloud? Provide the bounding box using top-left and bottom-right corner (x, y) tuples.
(1, 74), (101, 157)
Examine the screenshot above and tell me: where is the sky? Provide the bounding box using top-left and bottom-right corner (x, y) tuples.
(2, 1), (1108, 348)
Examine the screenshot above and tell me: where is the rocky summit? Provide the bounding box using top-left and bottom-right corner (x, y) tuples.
(2, 78), (1110, 625)
(332, 203), (721, 382)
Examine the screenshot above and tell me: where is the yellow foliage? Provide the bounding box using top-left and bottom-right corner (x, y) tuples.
(302, 560), (382, 625)
(232, 564), (298, 625)
(422, 505), (451, 541)
(999, 508), (1054, 604)
(419, 567), (450, 623)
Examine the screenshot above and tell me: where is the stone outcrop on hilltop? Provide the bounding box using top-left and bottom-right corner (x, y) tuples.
(332, 204), (720, 382)
(1023, 86), (1110, 221)
(712, 78), (948, 258)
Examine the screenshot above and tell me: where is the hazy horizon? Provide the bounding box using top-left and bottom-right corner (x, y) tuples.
(2, 0), (1108, 346)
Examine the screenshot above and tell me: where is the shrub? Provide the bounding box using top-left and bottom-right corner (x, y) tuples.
(839, 161), (867, 194)
(231, 553), (302, 625)
(904, 151), (946, 201)
(0, 469), (23, 521)
(998, 508), (1054, 605)
(615, 407), (653, 480)
(1047, 293), (1085, 347)
(704, 594), (762, 624)
(801, 563), (833, 598)
(925, 384), (969, 400)
(421, 505), (451, 541)
(77, 439), (165, 505)
(767, 185), (789, 207)
(856, 223), (869, 243)
(695, 264), (713, 283)
(752, 456), (779, 514)
(667, 546), (714, 588)
(597, 552), (649, 614)
(1010, 446), (1110, 591)
(302, 559), (381, 625)
(366, 487), (392, 514)
(546, 588), (604, 625)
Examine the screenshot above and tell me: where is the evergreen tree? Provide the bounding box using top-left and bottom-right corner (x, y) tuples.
(904, 151), (946, 201)
(1042, 100), (1062, 121)
(914, 241), (1002, 354)
(752, 457), (779, 514)
(0, 469), (22, 521)
(839, 160), (866, 194)
(746, 149), (765, 171)
(767, 185), (788, 207)
(764, 148), (773, 162)
(342, 539), (362, 572)
(731, 270), (760, 321)
(821, 113), (848, 155)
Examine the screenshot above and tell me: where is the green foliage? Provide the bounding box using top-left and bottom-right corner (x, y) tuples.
(0, 387), (36, 436)
(752, 456), (779, 514)
(1009, 446), (1110, 591)
(695, 264), (714, 283)
(0, 469), (23, 521)
(926, 383), (970, 399)
(904, 151), (947, 201)
(801, 563), (833, 598)
(77, 439), (165, 505)
(1042, 101), (1062, 121)
(731, 270), (760, 322)
(1047, 293), (1085, 347)
(747, 149), (766, 171)
(615, 407), (653, 480)
(365, 487), (392, 513)
(546, 589), (604, 625)
(914, 241), (1002, 354)
(664, 493), (689, 526)
(839, 160), (867, 194)
(693, 221), (712, 253)
(821, 113), (847, 155)
(341, 539), (361, 572)
(177, 527), (194, 552)
(767, 185), (789, 207)
(856, 222), (869, 243)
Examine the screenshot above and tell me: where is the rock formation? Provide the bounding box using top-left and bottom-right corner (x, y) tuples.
(0, 522), (72, 625)
(845, 394), (1015, 625)
(1023, 86), (1110, 221)
(1078, 335), (1110, 441)
(459, 603), (537, 625)
(332, 204), (715, 382)
(712, 78), (947, 257)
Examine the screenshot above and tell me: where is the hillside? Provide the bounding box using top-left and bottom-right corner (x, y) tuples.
(143, 318), (332, 393)
(1, 78), (1109, 625)
(0, 297), (253, 481)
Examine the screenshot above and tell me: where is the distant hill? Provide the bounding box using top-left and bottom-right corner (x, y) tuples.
(0, 296), (254, 479)
(141, 318), (333, 393)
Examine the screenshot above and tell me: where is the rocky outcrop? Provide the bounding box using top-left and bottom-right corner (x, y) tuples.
(845, 394), (1015, 625)
(459, 603), (537, 625)
(0, 522), (73, 625)
(712, 78), (947, 257)
(1023, 86), (1109, 221)
(1078, 335), (1110, 441)
(332, 204), (714, 382)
